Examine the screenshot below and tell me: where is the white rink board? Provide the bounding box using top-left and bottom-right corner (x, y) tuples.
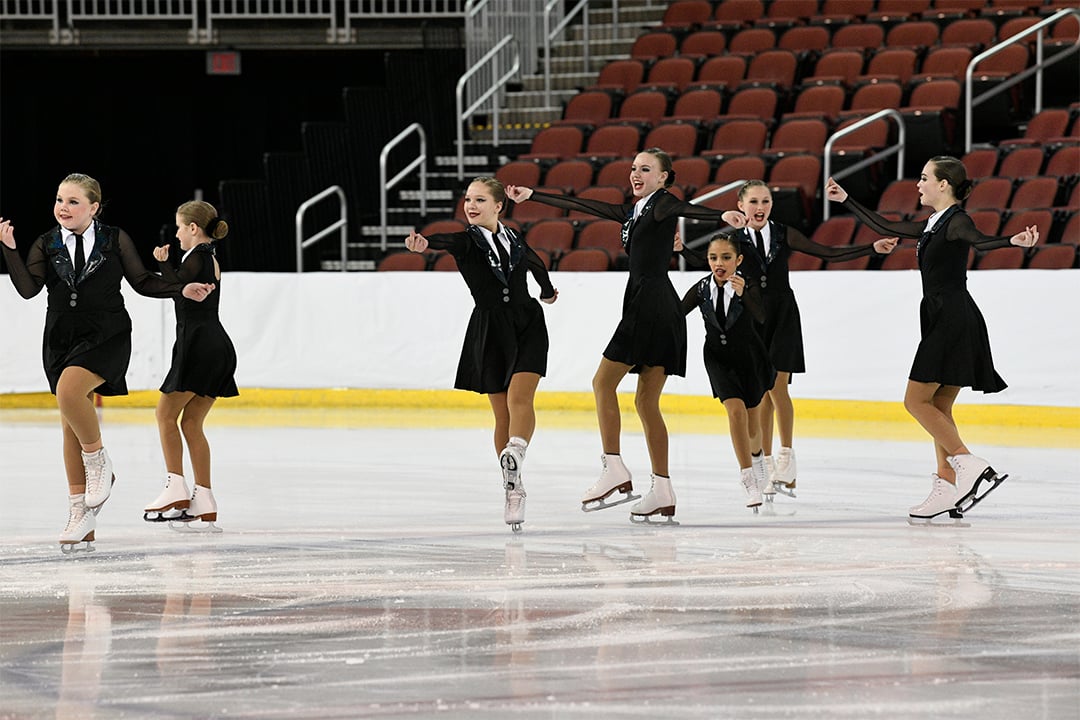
(2, 269), (1077, 407)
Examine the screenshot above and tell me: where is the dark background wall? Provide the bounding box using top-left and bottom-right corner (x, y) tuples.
(0, 46), (463, 267)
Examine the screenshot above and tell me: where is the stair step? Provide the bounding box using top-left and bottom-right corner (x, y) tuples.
(321, 259), (377, 271)
(398, 189), (455, 201)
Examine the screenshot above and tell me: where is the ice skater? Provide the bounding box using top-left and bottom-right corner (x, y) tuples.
(681, 233), (776, 514)
(0, 173), (215, 553)
(143, 200), (238, 533)
(506, 147), (738, 524)
(404, 176), (557, 532)
(826, 156), (1039, 522)
(721, 180), (897, 499)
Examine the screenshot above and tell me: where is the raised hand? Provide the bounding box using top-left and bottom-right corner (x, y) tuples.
(0, 217), (15, 249)
(722, 210), (747, 229)
(1010, 225), (1039, 247)
(874, 237), (899, 254)
(182, 282), (215, 302)
(504, 185), (533, 203)
(729, 272), (746, 296)
(404, 231), (429, 253)
(153, 245), (170, 262)
(673, 229), (682, 251)
(824, 177), (848, 203)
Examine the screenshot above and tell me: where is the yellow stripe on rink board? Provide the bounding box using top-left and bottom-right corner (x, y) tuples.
(2, 389), (1077, 448)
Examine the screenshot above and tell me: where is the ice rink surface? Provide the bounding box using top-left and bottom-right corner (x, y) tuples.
(1, 407), (1077, 719)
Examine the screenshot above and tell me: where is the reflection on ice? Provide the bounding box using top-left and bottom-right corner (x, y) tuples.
(0, 411), (1077, 718)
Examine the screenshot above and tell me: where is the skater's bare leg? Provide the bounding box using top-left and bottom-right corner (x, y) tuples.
(723, 398), (753, 468)
(56, 368), (105, 493)
(488, 392), (510, 454)
(489, 372), (540, 452)
(156, 391), (195, 476)
(179, 395), (216, 489)
(635, 365), (669, 477)
(758, 389), (775, 455)
(593, 358), (631, 455)
(507, 372), (540, 443)
(931, 386), (962, 482)
(905, 381), (969, 483)
(769, 371), (794, 449)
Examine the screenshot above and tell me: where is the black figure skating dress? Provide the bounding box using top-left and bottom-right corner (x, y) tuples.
(423, 224), (556, 394)
(736, 221), (884, 375)
(2, 221), (186, 395)
(158, 243), (239, 398)
(842, 198), (1011, 392)
(682, 275), (776, 406)
(528, 189), (731, 376)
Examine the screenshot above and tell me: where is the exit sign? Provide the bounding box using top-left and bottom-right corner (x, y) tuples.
(206, 50), (241, 75)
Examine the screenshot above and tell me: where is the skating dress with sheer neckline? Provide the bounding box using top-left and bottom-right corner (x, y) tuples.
(529, 189), (731, 376)
(158, 243), (238, 398)
(1, 221), (185, 395)
(423, 225), (555, 394)
(682, 275), (776, 406)
(841, 197), (1011, 392)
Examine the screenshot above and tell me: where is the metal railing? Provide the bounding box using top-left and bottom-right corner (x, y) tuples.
(380, 123), (428, 252)
(207, 0), (337, 42)
(676, 179), (746, 270)
(823, 109), (906, 220)
(456, 34), (520, 180)
(543, 0), (589, 109)
(295, 185), (347, 273)
(2, 0), (469, 43)
(964, 7), (1080, 153)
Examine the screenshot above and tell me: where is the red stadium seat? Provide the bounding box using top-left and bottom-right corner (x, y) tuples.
(378, 251), (429, 271)
(559, 247), (613, 271)
(1026, 244), (1077, 269)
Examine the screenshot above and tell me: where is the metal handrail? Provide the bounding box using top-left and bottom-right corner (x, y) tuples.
(456, 34), (520, 180)
(380, 123), (428, 252)
(965, 7), (1080, 153)
(676, 179), (747, 270)
(543, 0), (590, 109)
(295, 185), (347, 273)
(823, 109), (906, 220)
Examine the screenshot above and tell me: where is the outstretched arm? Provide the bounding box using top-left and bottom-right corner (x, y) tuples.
(787, 226), (898, 261)
(0, 218), (49, 299)
(825, 176), (924, 240)
(118, 230), (213, 301)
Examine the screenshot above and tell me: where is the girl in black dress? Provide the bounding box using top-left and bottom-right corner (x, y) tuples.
(404, 177), (557, 532)
(721, 180), (897, 499)
(506, 148), (735, 524)
(681, 234), (776, 514)
(825, 157), (1039, 521)
(143, 200), (238, 532)
(0, 174), (215, 552)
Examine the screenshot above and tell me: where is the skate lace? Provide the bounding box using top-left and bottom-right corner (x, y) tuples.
(741, 474), (756, 492)
(84, 453), (106, 493)
(65, 503), (86, 532)
(507, 487), (526, 510)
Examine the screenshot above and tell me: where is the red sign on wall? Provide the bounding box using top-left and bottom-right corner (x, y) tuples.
(206, 51), (241, 76)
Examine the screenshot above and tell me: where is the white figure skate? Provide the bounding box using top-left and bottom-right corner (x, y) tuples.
(171, 485), (223, 533)
(753, 453), (774, 502)
(760, 455), (777, 501)
(629, 474), (677, 525)
(82, 447), (115, 513)
(949, 454), (1008, 514)
(60, 494), (96, 554)
(772, 446), (797, 498)
(581, 454), (640, 512)
(144, 472), (191, 522)
(740, 467), (763, 513)
(908, 474), (968, 526)
(500, 437), (528, 532)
